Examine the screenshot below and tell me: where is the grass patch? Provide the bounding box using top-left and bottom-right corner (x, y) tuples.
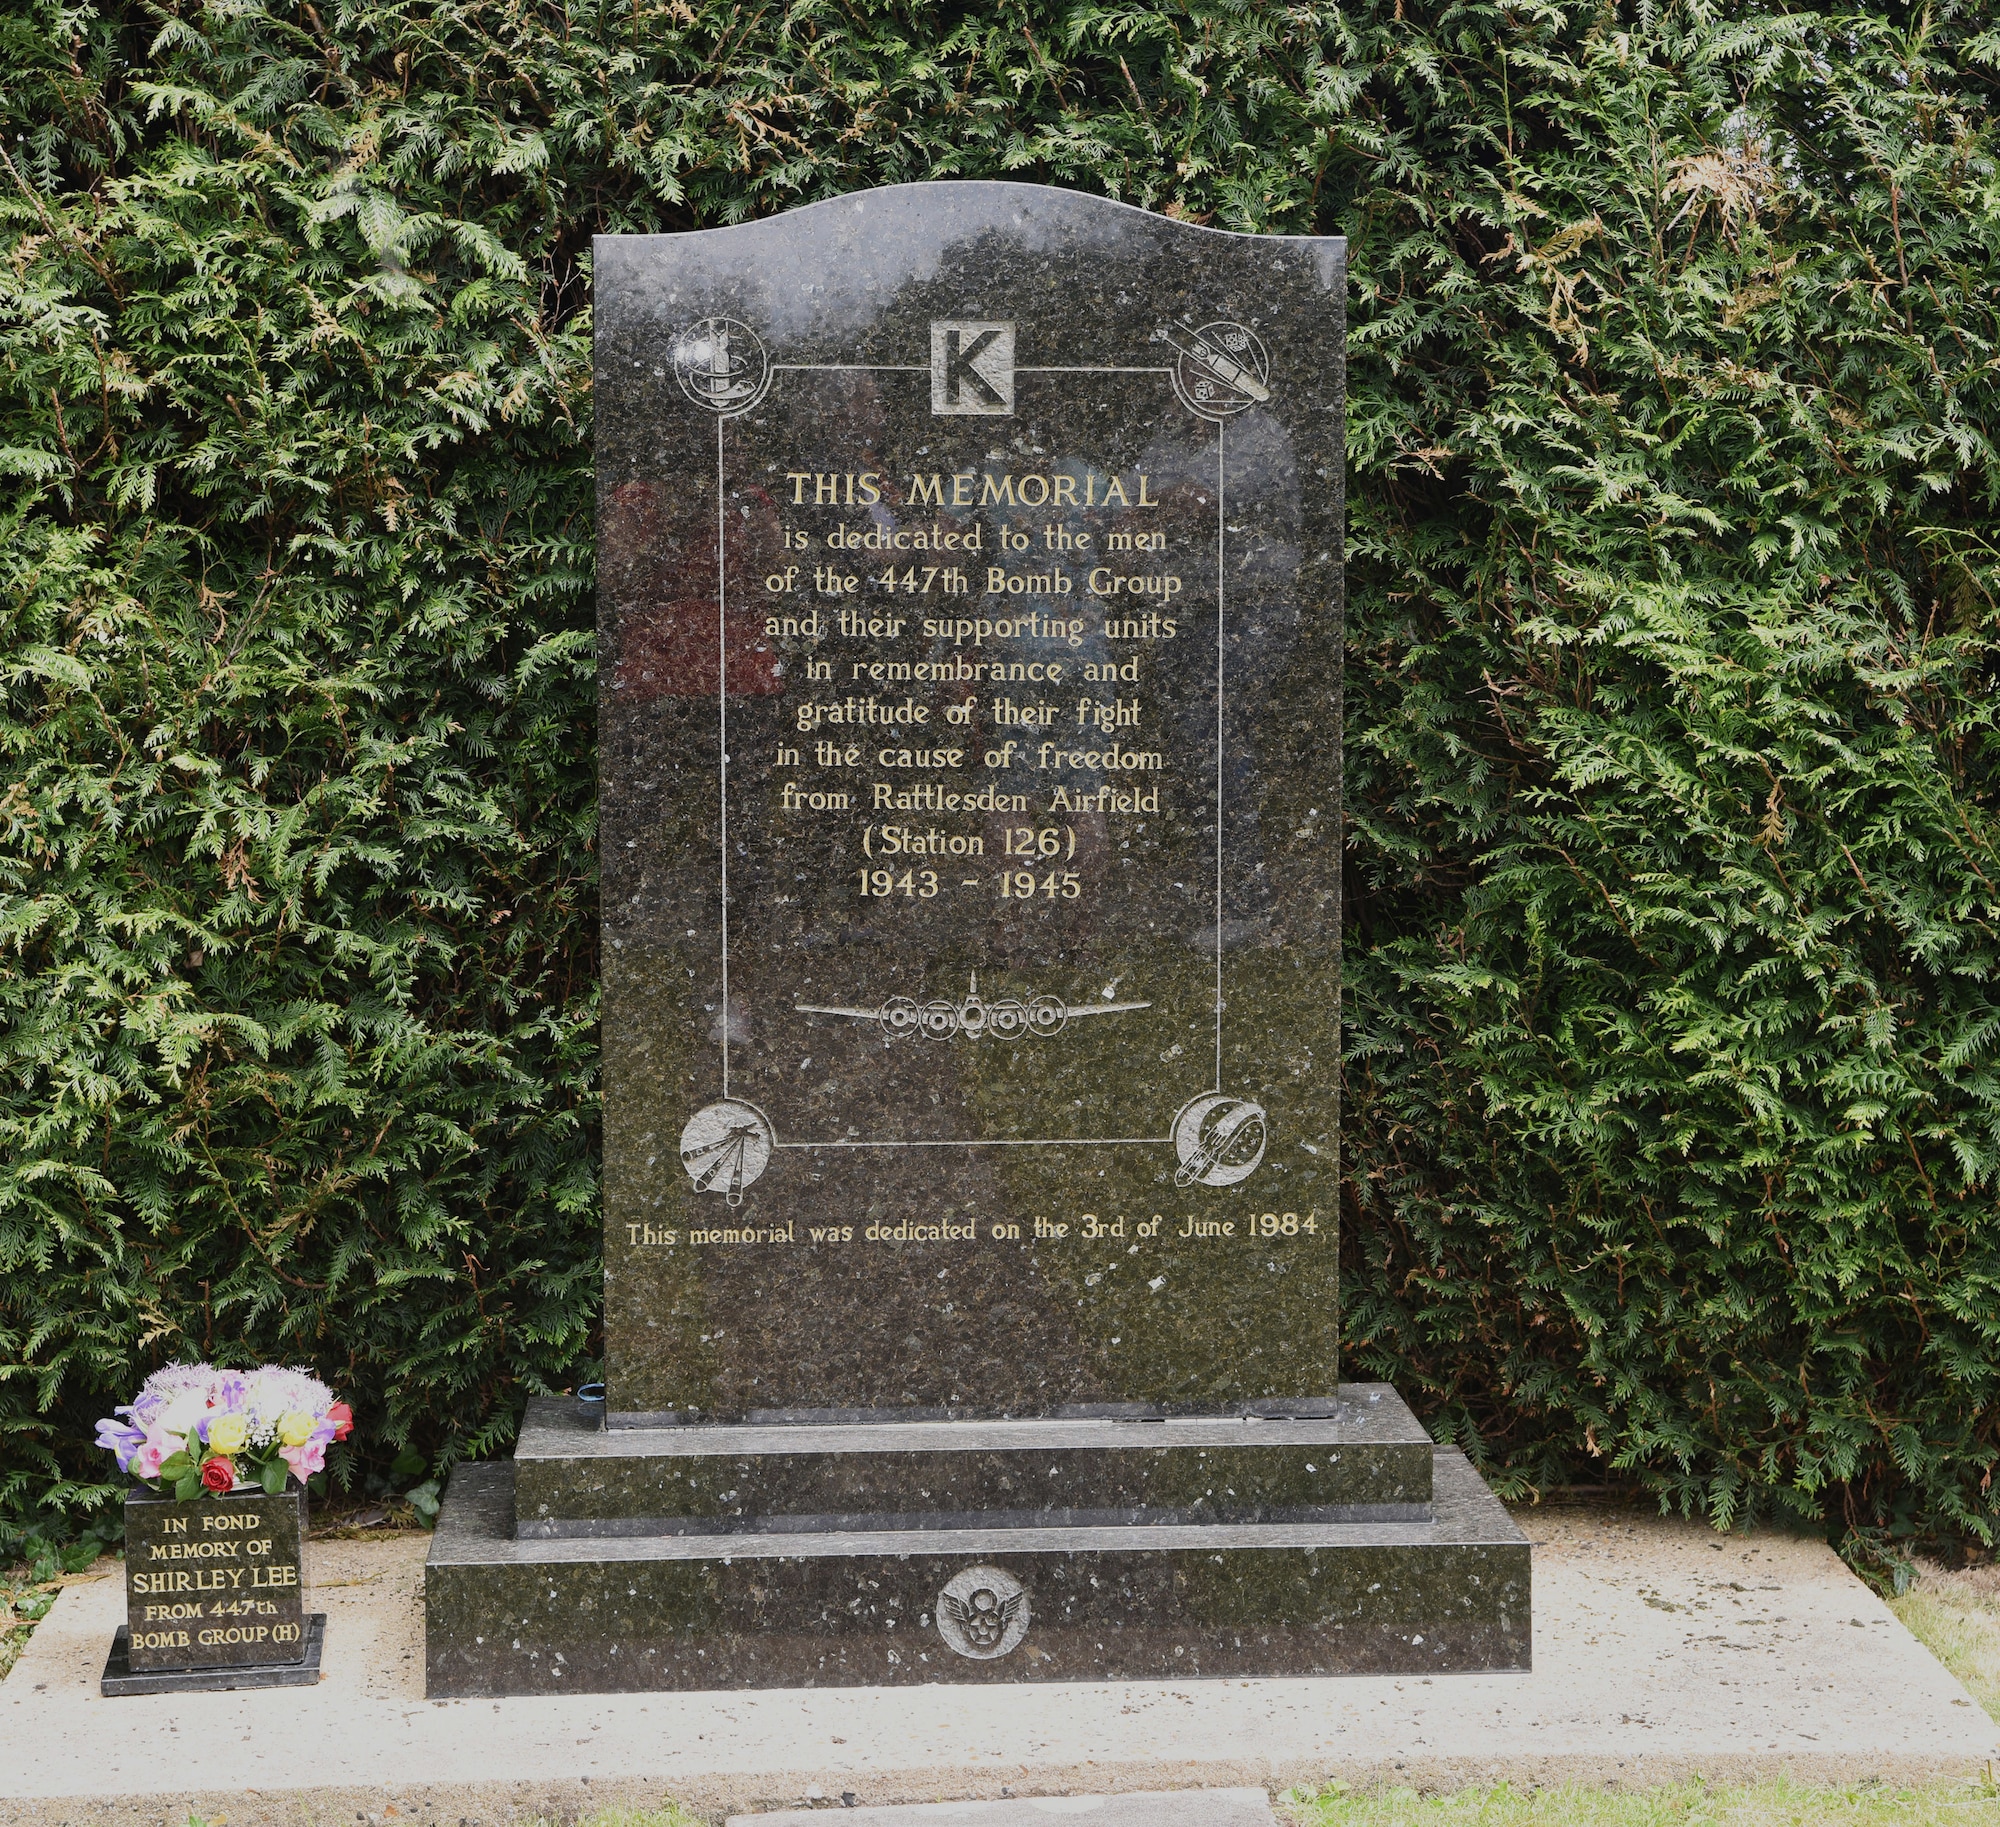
(536, 1788), (2000, 1827)
(1892, 1563), (2000, 1726)
(1286, 1778), (2000, 1825)
(0, 1566), (59, 1684)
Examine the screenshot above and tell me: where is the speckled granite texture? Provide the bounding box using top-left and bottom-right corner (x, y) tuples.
(425, 1449), (1527, 1695)
(424, 185), (1529, 1696)
(594, 181), (1346, 1420)
(120, 1486), (306, 1675)
(512, 1387), (1433, 1535)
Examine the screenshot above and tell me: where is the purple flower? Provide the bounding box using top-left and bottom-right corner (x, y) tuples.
(100, 1362), (336, 1470)
(94, 1414), (146, 1473)
(130, 1362), (217, 1431)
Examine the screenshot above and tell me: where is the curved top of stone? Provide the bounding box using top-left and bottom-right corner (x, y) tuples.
(595, 181), (1344, 349)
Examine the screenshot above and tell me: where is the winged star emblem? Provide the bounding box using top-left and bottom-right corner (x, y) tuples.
(939, 1582), (1026, 1652)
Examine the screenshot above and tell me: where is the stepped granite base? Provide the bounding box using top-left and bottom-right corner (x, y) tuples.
(424, 1387), (1529, 1696)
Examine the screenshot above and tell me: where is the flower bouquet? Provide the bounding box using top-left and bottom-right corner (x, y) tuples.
(96, 1364), (353, 1500)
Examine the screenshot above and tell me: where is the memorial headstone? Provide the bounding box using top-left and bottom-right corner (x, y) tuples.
(105, 1487), (322, 1695)
(425, 182), (1528, 1693)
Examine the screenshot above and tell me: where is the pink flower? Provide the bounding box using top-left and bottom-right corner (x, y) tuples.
(130, 1422), (178, 1482)
(279, 1437), (327, 1481)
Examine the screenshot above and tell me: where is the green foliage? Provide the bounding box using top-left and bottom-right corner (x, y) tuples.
(2, 0), (1998, 1546)
(1290, 1776), (2000, 1826)
(0, 0), (602, 1522)
(1331, 5), (2000, 1548)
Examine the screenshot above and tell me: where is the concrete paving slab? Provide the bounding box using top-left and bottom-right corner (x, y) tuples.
(729, 1791), (1278, 1827)
(2, 1508), (1993, 1827)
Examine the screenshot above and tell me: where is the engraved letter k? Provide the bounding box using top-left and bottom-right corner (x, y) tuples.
(944, 329), (1003, 405)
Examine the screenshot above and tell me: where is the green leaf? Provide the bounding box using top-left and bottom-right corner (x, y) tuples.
(404, 1480), (442, 1527)
(260, 1459), (288, 1496)
(157, 1454), (193, 1482)
(173, 1473), (201, 1504)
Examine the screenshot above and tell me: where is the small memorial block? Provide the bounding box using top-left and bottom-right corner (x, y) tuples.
(121, 1485), (307, 1673)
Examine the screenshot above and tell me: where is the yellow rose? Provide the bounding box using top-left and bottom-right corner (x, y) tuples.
(276, 1411), (315, 1447)
(206, 1414), (248, 1454)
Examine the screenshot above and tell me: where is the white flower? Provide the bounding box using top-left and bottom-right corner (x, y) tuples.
(160, 1390), (210, 1436)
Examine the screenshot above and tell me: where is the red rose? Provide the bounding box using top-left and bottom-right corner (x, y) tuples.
(200, 1456), (236, 1493)
(328, 1401), (353, 1442)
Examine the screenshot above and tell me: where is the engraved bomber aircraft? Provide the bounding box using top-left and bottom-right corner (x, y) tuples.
(796, 974), (1150, 1043)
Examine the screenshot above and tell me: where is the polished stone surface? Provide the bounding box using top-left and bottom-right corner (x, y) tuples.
(513, 1388), (1432, 1535)
(596, 182), (1345, 1421)
(424, 1449), (1525, 1695)
(426, 184), (1499, 1701)
(121, 1487), (306, 1673)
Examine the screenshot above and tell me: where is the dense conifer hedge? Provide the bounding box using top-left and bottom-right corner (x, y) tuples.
(5, 0), (1999, 1555)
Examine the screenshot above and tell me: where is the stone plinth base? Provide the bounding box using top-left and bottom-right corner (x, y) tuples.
(423, 1389), (1528, 1695)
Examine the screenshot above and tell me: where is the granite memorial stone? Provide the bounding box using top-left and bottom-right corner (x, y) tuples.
(594, 187), (1343, 1421)
(425, 182), (1529, 1693)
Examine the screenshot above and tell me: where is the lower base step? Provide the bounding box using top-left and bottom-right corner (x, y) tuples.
(102, 1614), (327, 1696)
(424, 1449), (1528, 1695)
